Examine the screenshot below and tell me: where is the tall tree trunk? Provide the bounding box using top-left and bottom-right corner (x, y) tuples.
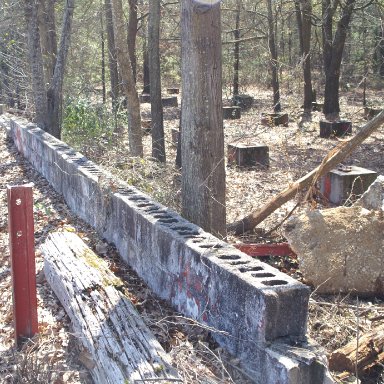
(46, 0), (75, 138)
(142, 23), (150, 94)
(101, 12), (106, 104)
(266, 0), (281, 112)
(322, 0), (355, 120)
(111, 0), (143, 157)
(104, 0), (119, 110)
(301, 0), (313, 112)
(233, 0), (241, 98)
(149, 0), (166, 162)
(37, 0), (57, 86)
(127, 0), (138, 82)
(181, 0), (226, 239)
(23, 0), (49, 129)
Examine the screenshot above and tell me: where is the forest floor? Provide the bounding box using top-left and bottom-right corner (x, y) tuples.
(0, 86), (384, 383)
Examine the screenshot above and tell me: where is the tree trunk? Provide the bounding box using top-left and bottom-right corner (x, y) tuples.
(266, 0), (281, 112)
(104, 0), (119, 111)
(301, 0), (313, 112)
(127, 0), (138, 82)
(149, 0), (166, 162)
(233, 0), (241, 98)
(101, 12), (106, 104)
(46, 0), (75, 138)
(42, 232), (180, 383)
(23, 0), (49, 129)
(322, 0), (355, 120)
(227, 109), (384, 234)
(111, 0), (143, 157)
(37, 0), (57, 86)
(142, 23), (150, 94)
(181, 0), (226, 239)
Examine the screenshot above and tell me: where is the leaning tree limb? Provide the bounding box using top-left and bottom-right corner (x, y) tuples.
(227, 110), (384, 235)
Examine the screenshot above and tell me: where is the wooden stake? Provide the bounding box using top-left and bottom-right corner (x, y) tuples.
(7, 184), (38, 346)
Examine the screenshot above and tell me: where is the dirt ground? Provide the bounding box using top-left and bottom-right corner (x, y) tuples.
(1, 87), (384, 383)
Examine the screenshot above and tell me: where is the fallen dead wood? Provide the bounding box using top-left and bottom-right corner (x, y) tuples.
(42, 232), (180, 384)
(328, 324), (384, 375)
(227, 110), (384, 235)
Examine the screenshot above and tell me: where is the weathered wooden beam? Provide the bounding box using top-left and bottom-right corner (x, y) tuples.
(42, 232), (180, 384)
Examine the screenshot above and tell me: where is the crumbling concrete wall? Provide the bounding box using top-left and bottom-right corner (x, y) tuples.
(5, 117), (333, 383)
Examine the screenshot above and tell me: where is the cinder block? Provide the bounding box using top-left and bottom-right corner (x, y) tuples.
(320, 165), (378, 205)
(139, 93), (151, 103)
(167, 88), (179, 95)
(162, 96), (178, 107)
(261, 112), (289, 127)
(227, 142), (269, 167)
(319, 120), (352, 138)
(233, 94), (254, 110)
(223, 106), (241, 119)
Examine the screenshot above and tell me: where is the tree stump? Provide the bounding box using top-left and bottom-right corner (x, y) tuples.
(233, 94), (254, 110)
(260, 112), (289, 127)
(0, 104), (4, 114)
(167, 87), (180, 94)
(171, 128), (180, 146)
(364, 107), (381, 120)
(42, 232), (180, 384)
(141, 119), (152, 134)
(227, 142), (269, 167)
(320, 120), (352, 138)
(139, 93), (151, 103)
(162, 96), (178, 107)
(223, 106), (241, 119)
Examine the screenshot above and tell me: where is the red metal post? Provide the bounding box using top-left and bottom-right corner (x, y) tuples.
(7, 184), (38, 346)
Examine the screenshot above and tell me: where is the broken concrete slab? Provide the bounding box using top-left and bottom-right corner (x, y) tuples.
(284, 206), (384, 296)
(354, 175), (384, 211)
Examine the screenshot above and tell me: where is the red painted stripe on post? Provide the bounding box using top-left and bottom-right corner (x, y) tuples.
(7, 184), (38, 346)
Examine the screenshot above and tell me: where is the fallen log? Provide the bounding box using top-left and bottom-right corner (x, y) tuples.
(42, 232), (180, 384)
(328, 324), (384, 376)
(227, 109), (384, 235)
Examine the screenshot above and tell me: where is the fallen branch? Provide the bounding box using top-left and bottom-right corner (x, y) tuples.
(42, 232), (180, 384)
(227, 110), (384, 235)
(328, 324), (384, 375)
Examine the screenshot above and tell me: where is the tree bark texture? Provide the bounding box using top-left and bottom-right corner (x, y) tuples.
(23, 0), (49, 130)
(46, 0), (75, 138)
(227, 109), (384, 234)
(104, 0), (119, 110)
(266, 0), (281, 112)
(181, 0), (226, 239)
(232, 0), (241, 98)
(37, 0), (57, 86)
(42, 232), (180, 384)
(149, 0), (166, 162)
(110, 0), (143, 157)
(127, 0), (138, 82)
(142, 24), (151, 94)
(322, 0), (355, 120)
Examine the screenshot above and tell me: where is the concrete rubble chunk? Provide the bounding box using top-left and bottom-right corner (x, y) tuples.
(354, 174), (384, 211)
(284, 206), (384, 296)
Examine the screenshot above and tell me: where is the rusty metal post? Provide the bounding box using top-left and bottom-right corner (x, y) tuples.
(7, 184), (38, 346)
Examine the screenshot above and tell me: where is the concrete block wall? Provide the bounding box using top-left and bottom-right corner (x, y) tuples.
(6, 118), (333, 383)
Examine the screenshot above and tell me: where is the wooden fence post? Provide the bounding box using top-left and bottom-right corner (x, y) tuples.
(7, 184), (38, 346)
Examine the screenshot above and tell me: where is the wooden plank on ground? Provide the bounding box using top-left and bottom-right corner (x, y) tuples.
(42, 232), (181, 384)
